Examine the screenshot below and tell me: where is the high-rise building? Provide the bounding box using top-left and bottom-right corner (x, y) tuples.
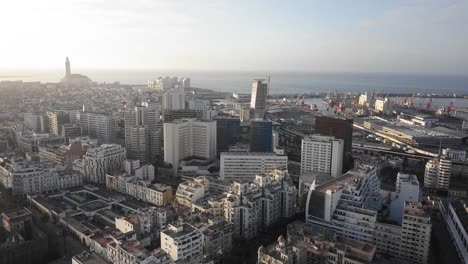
(83, 144), (126, 183)
(220, 152), (287, 181)
(65, 56), (71, 78)
(24, 112), (43, 132)
(124, 105), (161, 164)
(162, 88), (185, 111)
(163, 119), (216, 175)
(250, 79), (268, 119)
(300, 135), (344, 178)
(250, 120), (272, 152)
(78, 112), (115, 144)
(315, 116), (353, 171)
(424, 156), (452, 191)
(216, 118), (240, 154)
(47, 111), (71, 135)
(240, 106), (250, 122)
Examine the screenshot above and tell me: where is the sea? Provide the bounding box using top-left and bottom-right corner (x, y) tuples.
(2, 69), (468, 108)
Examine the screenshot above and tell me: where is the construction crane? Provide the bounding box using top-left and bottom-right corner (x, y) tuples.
(447, 101), (453, 113)
(426, 97), (432, 110)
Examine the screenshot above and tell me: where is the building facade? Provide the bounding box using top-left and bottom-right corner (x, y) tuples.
(83, 144), (126, 183)
(300, 135), (344, 178)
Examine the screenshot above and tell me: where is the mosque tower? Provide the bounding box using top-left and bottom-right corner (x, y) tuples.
(65, 57), (71, 78)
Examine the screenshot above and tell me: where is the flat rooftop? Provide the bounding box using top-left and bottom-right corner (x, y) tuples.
(72, 252), (108, 264)
(1, 207), (31, 219)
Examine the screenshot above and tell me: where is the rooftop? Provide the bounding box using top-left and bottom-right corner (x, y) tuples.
(1, 207), (31, 220)
(72, 252), (108, 264)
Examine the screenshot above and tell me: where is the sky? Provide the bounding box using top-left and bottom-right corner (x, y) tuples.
(1, 0), (468, 74)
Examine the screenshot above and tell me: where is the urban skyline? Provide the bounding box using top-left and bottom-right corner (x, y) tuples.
(1, 1), (468, 264)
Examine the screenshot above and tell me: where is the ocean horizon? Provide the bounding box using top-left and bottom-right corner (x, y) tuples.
(1, 69), (467, 95)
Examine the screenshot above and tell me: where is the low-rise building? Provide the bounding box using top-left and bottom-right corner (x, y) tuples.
(106, 174), (173, 206)
(161, 223), (203, 262)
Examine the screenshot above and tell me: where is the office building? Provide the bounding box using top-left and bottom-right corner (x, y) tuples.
(300, 135), (344, 178)
(79, 112), (115, 144)
(216, 118), (240, 154)
(163, 119), (216, 175)
(24, 112), (43, 132)
(162, 87), (185, 111)
(61, 123), (82, 138)
(46, 111), (71, 135)
(424, 156), (452, 191)
(250, 79), (268, 119)
(124, 105), (161, 164)
(161, 223), (203, 262)
(220, 152), (287, 181)
(83, 144), (126, 183)
(315, 116), (353, 171)
(250, 120), (272, 152)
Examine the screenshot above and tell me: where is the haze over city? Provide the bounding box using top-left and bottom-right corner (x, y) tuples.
(2, 0), (468, 74)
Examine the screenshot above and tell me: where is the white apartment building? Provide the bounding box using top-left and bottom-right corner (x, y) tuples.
(161, 223), (203, 262)
(305, 165), (432, 264)
(0, 160), (83, 194)
(305, 166), (381, 242)
(175, 179), (206, 207)
(300, 135), (344, 178)
(219, 152), (287, 181)
(424, 156), (452, 191)
(106, 174), (172, 206)
(162, 88), (185, 111)
(83, 144), (126, 183)
(164, 119), (216, 175)
(223, 170), (297, 239)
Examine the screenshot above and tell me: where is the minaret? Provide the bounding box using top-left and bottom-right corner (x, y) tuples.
(65, 57), (71, 78)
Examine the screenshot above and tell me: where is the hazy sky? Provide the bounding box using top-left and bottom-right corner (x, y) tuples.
(1, 0), (468, 74)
